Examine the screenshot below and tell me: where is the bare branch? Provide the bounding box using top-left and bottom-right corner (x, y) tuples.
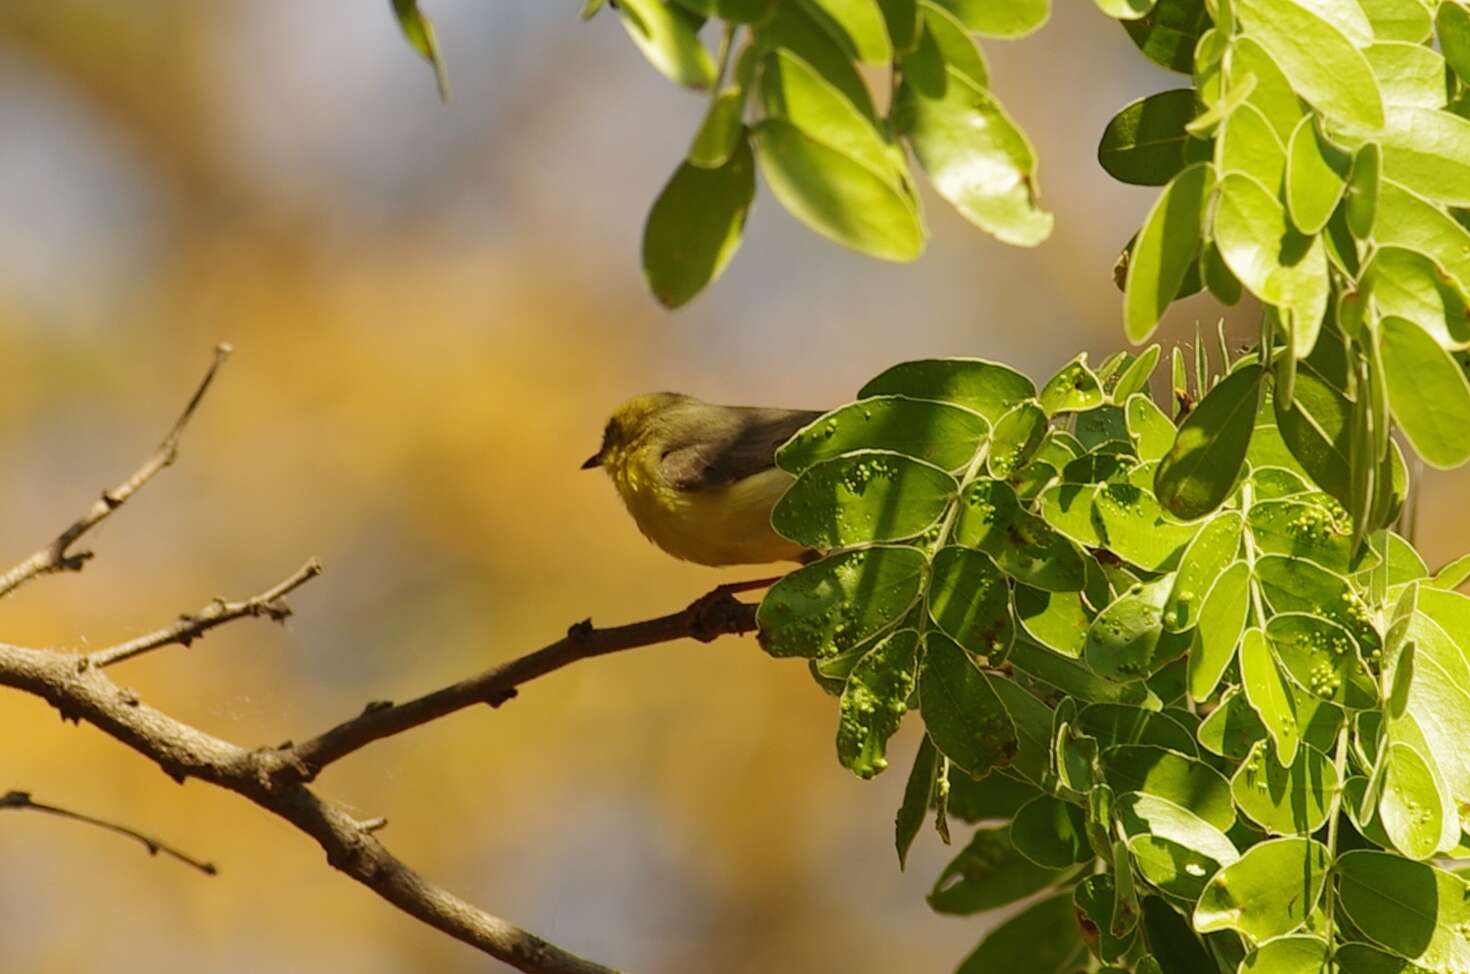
(0, 642), (619, 974)
(0, 343), (232, 601)
(89, 559), (323, 668)
(1, 788), (218, 875)
(278, 581), (762, 781)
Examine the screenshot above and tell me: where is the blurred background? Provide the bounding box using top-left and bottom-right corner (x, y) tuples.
(1, 3), (1463, 972)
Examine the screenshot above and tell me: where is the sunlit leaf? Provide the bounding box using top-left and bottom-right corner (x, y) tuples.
(643, 138), (756, 307)
(934, 0), (1048, 37)
(1099, 89), (1204, 186)
(1233, 0), (1385, 131)
(618, 0), (717, 88)
(1337, 850), (1470, 971)
(1193, 836), (1329, 941)
(757, 546), (925, 658)
(1241, 627), (1301, 765)
(860, 359), (1035, 423)
(1188, 560), (1250, 701)
(391, 0), (451, 101)
(1124, 162), (1214, 342)
(928, 546), (1015, 661)
(1231, 740), (1339, 835)
(777, 396), (988, 473)
(1377, 314), (1470, 468)
(1103, 743), (1235, 832)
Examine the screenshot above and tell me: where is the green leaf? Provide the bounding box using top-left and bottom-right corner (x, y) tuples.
(759, 0), (876, 117)
(1374, 178), (1470, 296)
(1378, 314), (1470, 468)
(1166, 510), (1244, 632)
(1233, 0), (1385, 131)
(1086, 576), (1184, 681)
(1040, 483), (1105, 547)
(1099, 89), (1204, 186)
(919, 632), (1019, 775)
(776, 396), (988, 474)
(1271, 371), (1354, 512)
(391, 0), (450, 101)
(1114, 345), (1163, 402)
(878, 0), (921, 53)
(688, 88), (747, 169)
(1379, 739), (1445, 859)
(1241, 627), (1301, 765)
(837, 629), (919, 777)
(773, 450), (955, 547)
(1011, 794), (1092, 867)
(759, 46), (903, 180)
(1362, 246), (1470, 350)
(1144, 896), (1216, 970)
(1040, 357), (1105, 416)
(987, 400), (1048, 477)
(1008, 637), (1159, 706)
(1285, 117), (1348, 234)
(804, 0), (893, 64)
(642, 139), (756, 308)
(1154, 362), (1261, 519)
(1365, 42), (1447, 109)
(1255, 554), (1382, 658)
(903, 1), (988, 93)
(1117, 792), (1239, 863)
(1345, 142), (1381, 238)
(928, 546), (1015, 661)
(1103, 744), (1236, 832)
(618, 0), (717, 89)
(1078, 703), (1197, 753)
(1270, 611), (1381, 708)
(955, 893), (1086, 973)
(1126, 394), (1175, 463)
(1247, 496), (1359, 572)
(1337, 850), (1470, 970)
(933, 0), (1048, 37)
(1075, 874), (1140, 962)
(1229, 35), (1307, 143)
(990, 675), (1057, 784)
(1014, 585), (1093, 658)
(1093, 482), (1199, 571)
(1231, 739), (1339, 835)
(757, 546), (925, 658)
(1376, 108), (1470, 209)
(1188, 560), (1251, 701)
(1217, 102), (1287, 193)
(1124, 0), (1210, 73)
(928, 825), (1064, 914)
(1361, 0), (1432, 43)
(1124, 162), (1215, 343)
(946, 766), (1042, 821)
(954, 480), (1087, 592)
(894, 70), (1053, 246)
(859, 358), (1035, 423)
(754, 118), (926, 260)
(1213, 173), (1330, 345)
(1193, 836), (1329, 941)
(895, 734), (938, 867)
(1239, 935), (1330, 974)
(1442, 1), (1470, 84)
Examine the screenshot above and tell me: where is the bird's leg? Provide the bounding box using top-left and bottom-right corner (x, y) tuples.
(684, 577), (781, 642)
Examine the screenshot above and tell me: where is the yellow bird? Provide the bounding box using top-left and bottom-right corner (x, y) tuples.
(583, 393), (822, 566)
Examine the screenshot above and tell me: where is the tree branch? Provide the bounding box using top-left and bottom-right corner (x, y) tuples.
(0, 344), (774, 973)
(1, 788), (218, 875)
(275, 581), (762, 782)
(0, 641), (619, 974)
(89, 559), (323, 668)
(0, 343), (232, 601)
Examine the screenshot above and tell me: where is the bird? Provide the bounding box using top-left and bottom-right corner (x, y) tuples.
(583, 392), (823, 566)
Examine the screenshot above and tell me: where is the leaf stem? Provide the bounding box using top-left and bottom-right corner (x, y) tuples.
(1323, 722), (1350, 973)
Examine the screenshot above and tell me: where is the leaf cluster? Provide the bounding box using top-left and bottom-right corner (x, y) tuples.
(758, 343), (1470, 973)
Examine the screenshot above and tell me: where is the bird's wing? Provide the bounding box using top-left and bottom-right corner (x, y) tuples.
(658, 406), (823, 492)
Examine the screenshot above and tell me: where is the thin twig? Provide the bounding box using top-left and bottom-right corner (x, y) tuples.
(0, 344), (232, 601)
(89, 559), (323, 668)
(1, 788), (217, 875)
(273, 581), (762, 783)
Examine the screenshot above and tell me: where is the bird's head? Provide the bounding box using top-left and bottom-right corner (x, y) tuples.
(582, 392), (691, 472)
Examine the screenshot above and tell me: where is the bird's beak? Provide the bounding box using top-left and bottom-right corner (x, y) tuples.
(581, 451), (603, 470)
